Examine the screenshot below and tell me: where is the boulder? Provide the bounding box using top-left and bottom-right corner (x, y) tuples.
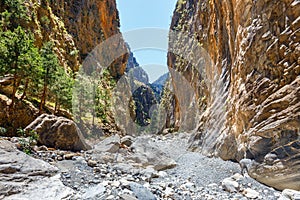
(0, 94), (38, 137)
(25, 114), (91, 151)
(248, 141), (300, 191)
(0, 140), (76, 199)
(279, 189), (300, 200)
(126, 137), (176, 171)
(129, 182), (157, 200)
(93, 134), (121, 153)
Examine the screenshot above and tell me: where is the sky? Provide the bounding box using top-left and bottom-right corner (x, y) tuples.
(116, 0), (178, 83)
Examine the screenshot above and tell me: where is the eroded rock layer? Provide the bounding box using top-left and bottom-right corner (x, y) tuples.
(166, 0), (300, 190)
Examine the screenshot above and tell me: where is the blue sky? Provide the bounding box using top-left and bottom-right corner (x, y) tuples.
(116, 0), (178, 83)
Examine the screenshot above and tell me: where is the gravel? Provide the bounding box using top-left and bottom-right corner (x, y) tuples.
(8, 133), (283, 199)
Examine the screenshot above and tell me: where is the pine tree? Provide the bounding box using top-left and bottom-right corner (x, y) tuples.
(0, 26), (41, 107)
(39, 42), (60, 113)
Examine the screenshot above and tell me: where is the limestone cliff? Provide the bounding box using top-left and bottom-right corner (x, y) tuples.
(166, 0), (300, 190)
(0, 0), (81, 71)
(49, 0), (128, 77)
(0, 0), (128, 135)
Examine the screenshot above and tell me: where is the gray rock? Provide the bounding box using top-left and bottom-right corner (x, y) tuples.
(87, 160), (98, 167)
(0, 140), (76, 199)
(140, 166), (159, 180)
(94, 135), (120, 153)
(221, 178), (239, 193)
(127, 137), (176, 171)
(25, 114), (91, 151)
(121, 135), (134, 147)
(82, 184), (105, 199)
(129, 182), (157, 200)
(243, 188), (260, 199)
(279, 189), (300, 200)
(120, 194), (138, 200)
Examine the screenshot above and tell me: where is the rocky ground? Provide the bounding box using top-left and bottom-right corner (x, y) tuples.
(1, 133), (299, 200)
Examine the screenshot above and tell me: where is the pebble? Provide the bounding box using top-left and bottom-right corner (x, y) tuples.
(13, 135), (280, 200)
(87, 160), (97, 167)
(243, 188), (260, 199)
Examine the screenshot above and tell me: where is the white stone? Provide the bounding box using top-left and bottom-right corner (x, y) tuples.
(222, 178), (239, 193)
(243, 188), (260, 199)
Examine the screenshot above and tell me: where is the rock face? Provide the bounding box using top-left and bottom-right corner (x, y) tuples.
(25, 114), (91, 151)
(165, 0), (300, 190)
(0, 94), (38, 137)
(49, 0), (128, 77)
(0, 140), (76, 199)
(0, 0), (80, 71)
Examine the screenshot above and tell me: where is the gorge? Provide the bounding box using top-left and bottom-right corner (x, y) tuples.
(0, 0), (299, 199)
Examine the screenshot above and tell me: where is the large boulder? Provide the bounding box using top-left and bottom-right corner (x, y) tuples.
(25, 114), (91, 151)
(93, 134), (121, 153)
(0, 94), (38, 136)
(249, 141), (300, 191)
(126, 137), (177, 171)
(0, 140), (76, 199)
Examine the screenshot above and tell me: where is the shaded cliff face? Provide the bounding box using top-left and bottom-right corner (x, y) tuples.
(167, 0), (300, 190)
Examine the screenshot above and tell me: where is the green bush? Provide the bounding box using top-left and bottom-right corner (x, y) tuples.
(17, 128), (39, 154)
(0, 127), (7, 135)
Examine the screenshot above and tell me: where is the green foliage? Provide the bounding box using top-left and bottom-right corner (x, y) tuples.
(0, 1), (74, 113)
(0, 26), (41, 106)
(51, 67), (74, 110)
(0, 127), (7, 135)
(38, 42), (74, 112)
(17, 128), (39, 154)
(1, 0), (29, 30)
(40, 15), (50, 25)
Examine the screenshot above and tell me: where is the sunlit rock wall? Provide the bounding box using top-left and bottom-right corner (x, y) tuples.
(166, 0), (300, 190)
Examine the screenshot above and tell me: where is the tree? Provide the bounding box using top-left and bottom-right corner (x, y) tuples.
(39, 42), (60, 113)
(51, 67), (74, 112)
(0, 26), (41, 107)
(0, 0), (29, 30)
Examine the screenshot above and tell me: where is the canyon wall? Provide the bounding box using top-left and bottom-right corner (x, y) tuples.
(166, 0), (300, 190)
(0, 0), (129, 135)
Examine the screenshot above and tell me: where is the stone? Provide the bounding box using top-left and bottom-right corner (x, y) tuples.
(129, 182), (157, 200)
(279, 189), (300, 200)
(249, 142), (300, 191)
(64, 153), (78, 160)
(126, 137), (176, 171)
(158, 171), (168, 178)
(120, 194), (138, 200)
(82, 184), (105, 199)
(0, 140), (76, 199)
(121, 135), (134, 147)
(112, 181), (121, 187)
(165, 187), (175, 196)
(25, 114), (91, 151)
(140, 166), (159, 180)
(87, 160), (98, 167)
(243, 188), (260, 199)
(93, 135), (120, 153)
(221, 178), (239, 193)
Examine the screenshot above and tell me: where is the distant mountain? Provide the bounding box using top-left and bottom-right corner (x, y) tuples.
(125, 43), (140, 72)
(150, 73), (169, 102)
(152, 73), (169, 86)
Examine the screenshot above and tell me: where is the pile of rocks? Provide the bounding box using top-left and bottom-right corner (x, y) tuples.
(1, 133), (299, 199)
